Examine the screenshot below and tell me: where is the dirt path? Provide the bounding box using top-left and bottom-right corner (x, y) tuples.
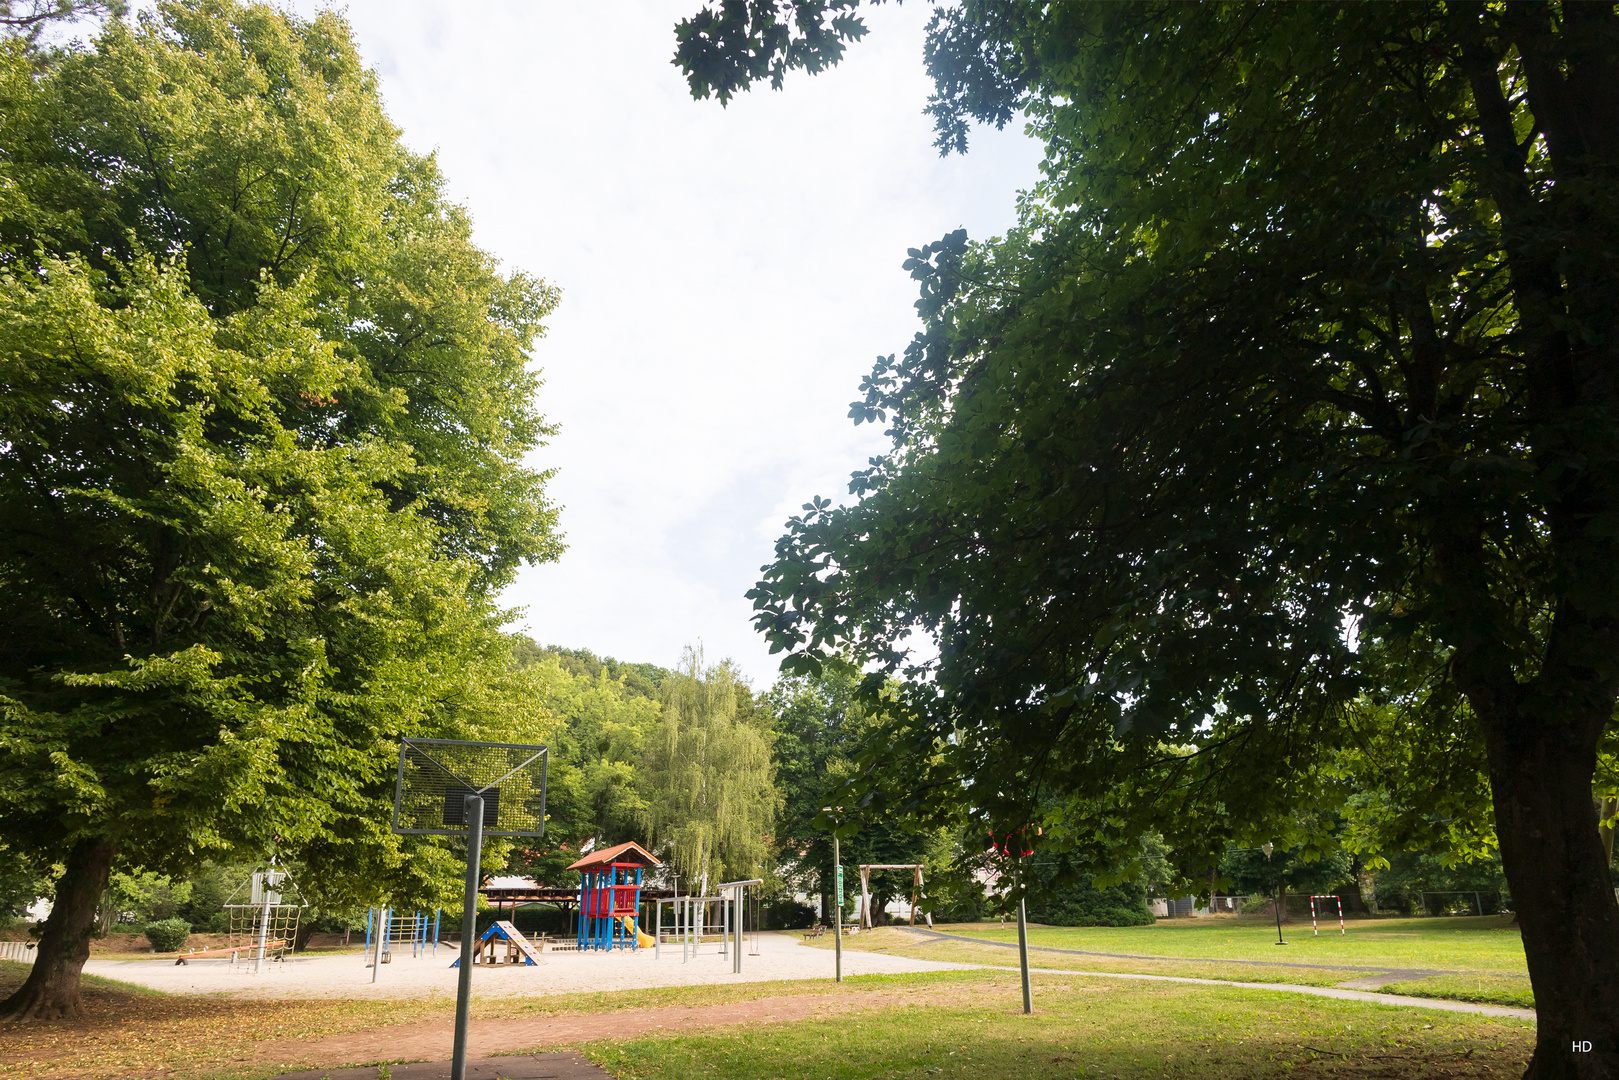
(254, 986), (964, 1073)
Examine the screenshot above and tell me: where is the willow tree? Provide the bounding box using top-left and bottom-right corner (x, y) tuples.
(641, 648), (777, 893)
(0, 0), (560, 1020)
(683, 3), (1619, 1076)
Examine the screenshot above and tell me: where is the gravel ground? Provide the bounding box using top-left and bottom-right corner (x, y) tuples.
(82, 931), (970, 1000)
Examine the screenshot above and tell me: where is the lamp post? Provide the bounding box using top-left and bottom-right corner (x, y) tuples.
(1262, 843), (1286, 946)
(821, 806), (847, 983)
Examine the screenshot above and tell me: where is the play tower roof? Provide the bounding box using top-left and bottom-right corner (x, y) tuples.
(565, 840), (662, 872)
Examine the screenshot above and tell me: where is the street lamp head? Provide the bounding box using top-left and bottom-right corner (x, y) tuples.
(1261, 842), (1274, 858)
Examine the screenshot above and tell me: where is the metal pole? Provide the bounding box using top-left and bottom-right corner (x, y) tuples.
(452, 792), (484, 1080)
(733, 885), (743, 974)
(254, 873), (273, 975)
(1274, 879), (1287, 945)
(655, 899), (662, 959)
(833, 833), (842, 983)
(1017, 893), (1032, 1014)
(371, 908), (385, 983)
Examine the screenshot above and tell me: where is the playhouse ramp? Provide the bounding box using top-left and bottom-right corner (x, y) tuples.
(496, 920), (543, 964)
(451, 920), (543, 966)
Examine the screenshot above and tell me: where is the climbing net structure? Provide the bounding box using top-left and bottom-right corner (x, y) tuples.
(222, 866), (306, 971)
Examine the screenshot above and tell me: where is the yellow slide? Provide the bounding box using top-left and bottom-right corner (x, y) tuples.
(620, 915), (656, 949)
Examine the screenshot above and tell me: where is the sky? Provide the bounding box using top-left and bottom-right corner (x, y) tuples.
(286, 2), (1043, 687)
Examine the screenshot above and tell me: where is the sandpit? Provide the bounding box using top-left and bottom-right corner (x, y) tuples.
(82, 931), (970, 1000)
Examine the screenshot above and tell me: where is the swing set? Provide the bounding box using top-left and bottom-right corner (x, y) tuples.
(856, 864), (931, 929)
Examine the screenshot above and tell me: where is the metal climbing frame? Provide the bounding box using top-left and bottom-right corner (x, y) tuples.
(715, 879), (762, 973)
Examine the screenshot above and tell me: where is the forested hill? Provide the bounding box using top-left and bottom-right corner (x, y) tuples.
(512, 638), (672, 700)
(505, 640), (774, 894)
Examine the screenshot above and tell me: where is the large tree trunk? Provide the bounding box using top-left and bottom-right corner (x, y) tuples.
(1482, 711), (1619, 1079)
(0, 838), (115, 1022)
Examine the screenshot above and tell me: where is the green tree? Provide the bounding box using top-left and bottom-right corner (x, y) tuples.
(706, 4), (1619, 1072)
(641, 647), (778, 893)
(506, 643), (665, 887)
(766, 670), (942, 923)
(0, 0), (560, 1020)
(0, 1), (124, 46)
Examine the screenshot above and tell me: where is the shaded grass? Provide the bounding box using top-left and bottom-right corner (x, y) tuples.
(0, 960), (167, 1000)
(0, 960), (995, 1079)
(583, 973), (1534, 1080)
(0, 961), (449, 1080)
(938, 916), (1527, 973)
(498, 968), (995, 1021)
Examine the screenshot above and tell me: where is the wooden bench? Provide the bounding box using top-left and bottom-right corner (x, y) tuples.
(800, 925), (827, 940)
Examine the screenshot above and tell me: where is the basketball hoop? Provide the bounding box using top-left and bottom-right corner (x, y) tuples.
(392, 738), (546, 1080)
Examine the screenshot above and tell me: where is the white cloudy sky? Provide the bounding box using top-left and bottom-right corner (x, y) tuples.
(287, 2), (1042, 686)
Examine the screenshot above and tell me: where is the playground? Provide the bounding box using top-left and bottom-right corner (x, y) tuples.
(76, 926), (972, 1000)
(0, 937), (1535, 1080)
(0, 788), (1539, 1078)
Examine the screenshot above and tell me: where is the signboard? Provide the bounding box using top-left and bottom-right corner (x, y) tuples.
(835, 865), (843, 907)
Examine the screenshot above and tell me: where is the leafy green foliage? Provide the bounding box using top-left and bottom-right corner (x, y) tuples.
(141, 918), (190, 952)
(107, 870), (192, 929)
(0, 1), (563, 1010)
(0, 1), (124, 46)
(743, 0), (1617, 872)
(641, 647), (778, 891)
(730, 4), (1619, 1055)
(765, 670), (948, 920)
(506, 642), (666, 886)
(673, 0), (886, 105)
(1220, 846), (1354, 903)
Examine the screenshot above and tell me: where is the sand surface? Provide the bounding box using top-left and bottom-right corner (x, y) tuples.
(83, 931), (969, 1000)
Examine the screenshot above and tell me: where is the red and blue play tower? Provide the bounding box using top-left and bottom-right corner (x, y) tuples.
(566, 841), (662, 952)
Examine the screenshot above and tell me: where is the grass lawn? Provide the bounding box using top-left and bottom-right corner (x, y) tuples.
(938, 915), (1527, 972)
(584, 971), (1534, 1080)
(801, 928), (1370, 987)
(806, 917), (1534, 1010)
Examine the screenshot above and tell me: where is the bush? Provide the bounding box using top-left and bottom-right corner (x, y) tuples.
(205, 911), (227, 933)
(762, 900), (815, 930)
(1022, 850), (1156, 927)
(144, 918), (191, 952)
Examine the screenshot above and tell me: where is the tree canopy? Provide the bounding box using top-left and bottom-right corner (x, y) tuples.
(641, 647), (778, 894)
(699, 3), (1619, 1074)
(0, 0), (561, 1019)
